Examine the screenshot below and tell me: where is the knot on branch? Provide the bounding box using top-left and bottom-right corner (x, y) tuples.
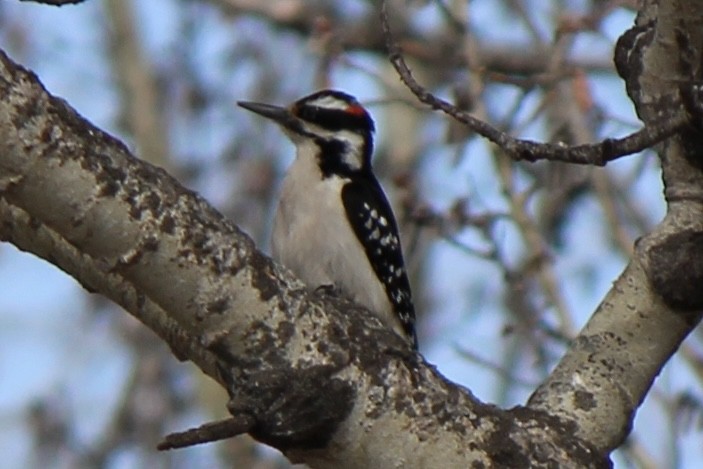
(680, 85), (703, 138)
(227, 365), (355, 450)
(614, 20), (655, 101)
(675, 26), (703, 141)
(158, 364), (355, 452)
(677, 127), (703, 173)
(648, 229), (703, 315)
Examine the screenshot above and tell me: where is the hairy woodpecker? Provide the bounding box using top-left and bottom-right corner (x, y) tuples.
(238, 90), (418, 349)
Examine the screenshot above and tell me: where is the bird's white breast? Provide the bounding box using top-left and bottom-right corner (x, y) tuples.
(271, 142), (394, 327)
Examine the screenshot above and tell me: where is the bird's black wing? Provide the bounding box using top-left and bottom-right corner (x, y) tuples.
(341, 176), (417, 348)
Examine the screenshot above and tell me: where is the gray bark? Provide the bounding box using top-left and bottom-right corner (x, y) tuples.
(1, 0), (702, 466)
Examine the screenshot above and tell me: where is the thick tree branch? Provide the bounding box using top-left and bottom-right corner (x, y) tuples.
(0, 49), (606, 467)
(530, 0), (703, 454)
(0, 199), (219, 375)
(528, 252), (702, 451)
(377, 0), (703, 456)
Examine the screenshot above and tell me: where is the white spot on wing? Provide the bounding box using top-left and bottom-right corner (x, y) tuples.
(380, 233), (398, 247)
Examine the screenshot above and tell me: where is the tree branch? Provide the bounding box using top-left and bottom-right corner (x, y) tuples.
(527, 0), (703, 453)
(0, 49), (606, 467)
(0, 199), (219, 375)
(380, 1), (685, 166)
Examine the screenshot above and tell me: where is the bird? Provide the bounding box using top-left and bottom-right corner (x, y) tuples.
(238, 90), (417, 349)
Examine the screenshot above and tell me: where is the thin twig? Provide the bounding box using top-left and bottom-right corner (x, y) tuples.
(380, 1), (686, 166)
(158, 416), (254, 450)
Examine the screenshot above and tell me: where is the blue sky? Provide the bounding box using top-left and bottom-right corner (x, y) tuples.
(0, 1), (699, 468)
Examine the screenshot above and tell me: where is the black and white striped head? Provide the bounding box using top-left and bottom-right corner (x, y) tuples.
(238, 90), (376, 177)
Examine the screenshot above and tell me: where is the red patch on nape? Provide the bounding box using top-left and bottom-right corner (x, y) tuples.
(345, 104), (367, 116)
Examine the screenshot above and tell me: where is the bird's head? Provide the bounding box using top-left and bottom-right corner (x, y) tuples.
(238, 90), (376, 176)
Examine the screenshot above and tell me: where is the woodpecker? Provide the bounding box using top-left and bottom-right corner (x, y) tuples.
(238, 90), (418, 349)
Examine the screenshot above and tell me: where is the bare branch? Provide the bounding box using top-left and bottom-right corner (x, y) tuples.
(0, 49), (604, 467)
(0, 200), (220, 378)
(158, 417), (254, 450)
(4, 0), (703, 465)
(380, 1), (685, 166)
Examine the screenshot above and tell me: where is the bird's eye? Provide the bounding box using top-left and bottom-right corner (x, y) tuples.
(297, 105), (320, 122)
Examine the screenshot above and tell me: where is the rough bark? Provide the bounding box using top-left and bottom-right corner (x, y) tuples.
(529, 0), (703, 452)
(1, 0), (702, 466)
(0, 49), (604, 467)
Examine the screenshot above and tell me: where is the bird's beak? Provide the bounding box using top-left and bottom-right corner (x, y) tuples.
(237, 101), (299, 131)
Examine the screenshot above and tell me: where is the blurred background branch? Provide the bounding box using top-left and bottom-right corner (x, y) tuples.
(0, 0), (701, 467)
